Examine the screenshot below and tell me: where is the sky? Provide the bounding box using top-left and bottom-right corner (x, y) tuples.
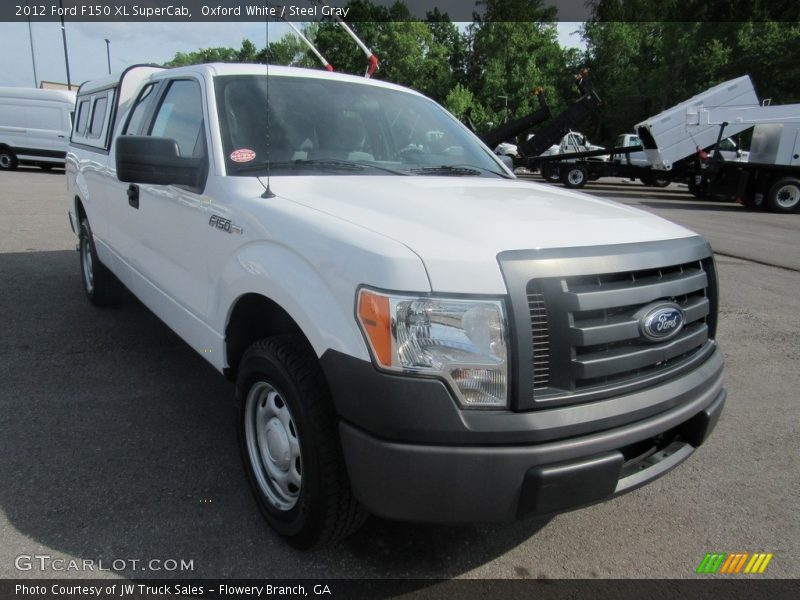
(0, 20), (585, 89)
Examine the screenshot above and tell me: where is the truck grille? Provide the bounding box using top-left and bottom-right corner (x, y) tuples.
(529, 258), (715, 399)
(497, 237), (718, 410)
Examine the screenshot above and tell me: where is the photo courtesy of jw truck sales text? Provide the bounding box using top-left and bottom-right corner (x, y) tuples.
(67, 61), (725, 549)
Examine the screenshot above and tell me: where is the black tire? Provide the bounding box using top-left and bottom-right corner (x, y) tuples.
(640, 173), (670, 188)
(237, 335), (366, 549)
(78, 218), (125, 306)
(541, 163), (561, 182)
(562, 165), (588, 189)
(766, 178), (800, 214)
(688, 174), (707, 198)
(0, 148), (18, 171)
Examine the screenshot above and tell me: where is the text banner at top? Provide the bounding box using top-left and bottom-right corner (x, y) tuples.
(3, 1), (799, 23)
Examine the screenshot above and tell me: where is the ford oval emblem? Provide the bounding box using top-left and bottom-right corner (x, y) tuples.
(639, 303), (685, 342)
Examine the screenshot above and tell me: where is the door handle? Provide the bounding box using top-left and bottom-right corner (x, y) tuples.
(127, 184), (139, 209)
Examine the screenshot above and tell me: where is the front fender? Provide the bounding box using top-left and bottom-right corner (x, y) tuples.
(215, 242), (368, 362)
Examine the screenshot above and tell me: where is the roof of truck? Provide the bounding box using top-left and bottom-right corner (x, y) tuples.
(152, 63), (427, 98)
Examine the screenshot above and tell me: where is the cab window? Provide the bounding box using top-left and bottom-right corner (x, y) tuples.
(123, 84), (157, 136)
(148, 79), (205, 158)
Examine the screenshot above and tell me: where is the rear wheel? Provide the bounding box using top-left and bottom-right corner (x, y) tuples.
(562, 165), (588, 189)
(0, 148), (18, 171)
(237, 336), (366, 549)
(79, 218), (125, 306)
(767, 178), (800, 213)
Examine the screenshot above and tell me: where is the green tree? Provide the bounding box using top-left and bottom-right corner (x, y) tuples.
(581, 1), (800, 144)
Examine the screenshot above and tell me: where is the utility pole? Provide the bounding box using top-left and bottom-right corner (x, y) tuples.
(58, 0), (72, 90)
(26, 1), (38, 87)
(105, 39), (111, 74)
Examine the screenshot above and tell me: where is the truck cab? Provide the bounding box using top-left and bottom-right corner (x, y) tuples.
(67, 63), (726, 548)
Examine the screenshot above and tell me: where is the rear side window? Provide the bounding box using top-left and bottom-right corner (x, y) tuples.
(74, 99), (89, 136)
(72, 89), (115, 150)
(148, 79), (205, 158)
(89, 96), (108, 138)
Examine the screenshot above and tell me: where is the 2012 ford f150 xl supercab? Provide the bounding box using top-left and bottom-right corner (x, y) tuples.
(66, 63), (725, 548)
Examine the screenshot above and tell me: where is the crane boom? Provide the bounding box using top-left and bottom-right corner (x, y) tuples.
(312, 0), (379, 77)
(285, 20), (334, 71)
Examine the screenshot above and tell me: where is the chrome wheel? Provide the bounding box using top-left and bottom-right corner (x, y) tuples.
(244, 381), (302, 511)
(81, 233), (94, 294)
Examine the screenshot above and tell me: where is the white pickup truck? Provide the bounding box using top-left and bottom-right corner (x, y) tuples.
(67, 64), (726, 548)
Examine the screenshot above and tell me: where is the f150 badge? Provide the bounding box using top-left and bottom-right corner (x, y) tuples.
(209, 215), (243, 234)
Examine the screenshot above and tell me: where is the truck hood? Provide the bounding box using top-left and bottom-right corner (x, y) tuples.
(263, 175), (696, 294)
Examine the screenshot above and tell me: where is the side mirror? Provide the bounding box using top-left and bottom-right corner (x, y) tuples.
(116, 136), (204, 188)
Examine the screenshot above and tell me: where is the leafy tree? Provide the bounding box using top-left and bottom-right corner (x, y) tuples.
(581, 1), (800, 144)
(444, 82), (490, 130)
(467, 19), (576, 138)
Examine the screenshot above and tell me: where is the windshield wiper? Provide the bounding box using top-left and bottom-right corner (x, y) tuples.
(411, 165), (511, 179)
(233, 158), (408, 176)
(408, 164), (511, 177)
(232, 159), (363, 174)
(408, 165), (481, 176)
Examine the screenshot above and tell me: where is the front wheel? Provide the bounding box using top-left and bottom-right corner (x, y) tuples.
(541, 163), (561, 182)
(237, 336), (366, 549)
(688, 174), (707, 198)
(0, 148), (18, 171)
(562, 165), (588, 189)
(766, 178), (800, 213)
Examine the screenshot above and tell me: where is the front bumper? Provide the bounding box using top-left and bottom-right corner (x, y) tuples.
(325, 349), (725, 523)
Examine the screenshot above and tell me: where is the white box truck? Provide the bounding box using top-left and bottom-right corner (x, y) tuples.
(0, 87), (76, 170)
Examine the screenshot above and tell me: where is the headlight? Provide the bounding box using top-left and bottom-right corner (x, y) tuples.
(356, 288), (509, 408)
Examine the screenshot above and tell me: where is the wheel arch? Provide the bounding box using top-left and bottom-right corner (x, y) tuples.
(224, 293), (312, 380)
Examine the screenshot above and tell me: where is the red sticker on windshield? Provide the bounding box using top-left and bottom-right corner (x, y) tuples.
(230, 149), (256, 163)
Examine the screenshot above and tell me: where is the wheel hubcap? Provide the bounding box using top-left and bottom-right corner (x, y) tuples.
(0, 154), (10, 168)
(81, 235), (94, 294)
(776, 185), (800, 209)
(245, 381), (302, 511)
(568, 170), (584, 184)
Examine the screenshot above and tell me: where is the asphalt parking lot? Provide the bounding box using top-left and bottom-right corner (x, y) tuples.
(1, 168), (798, 580)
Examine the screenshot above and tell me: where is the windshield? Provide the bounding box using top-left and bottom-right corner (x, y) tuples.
(214, 74), (508, 178)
